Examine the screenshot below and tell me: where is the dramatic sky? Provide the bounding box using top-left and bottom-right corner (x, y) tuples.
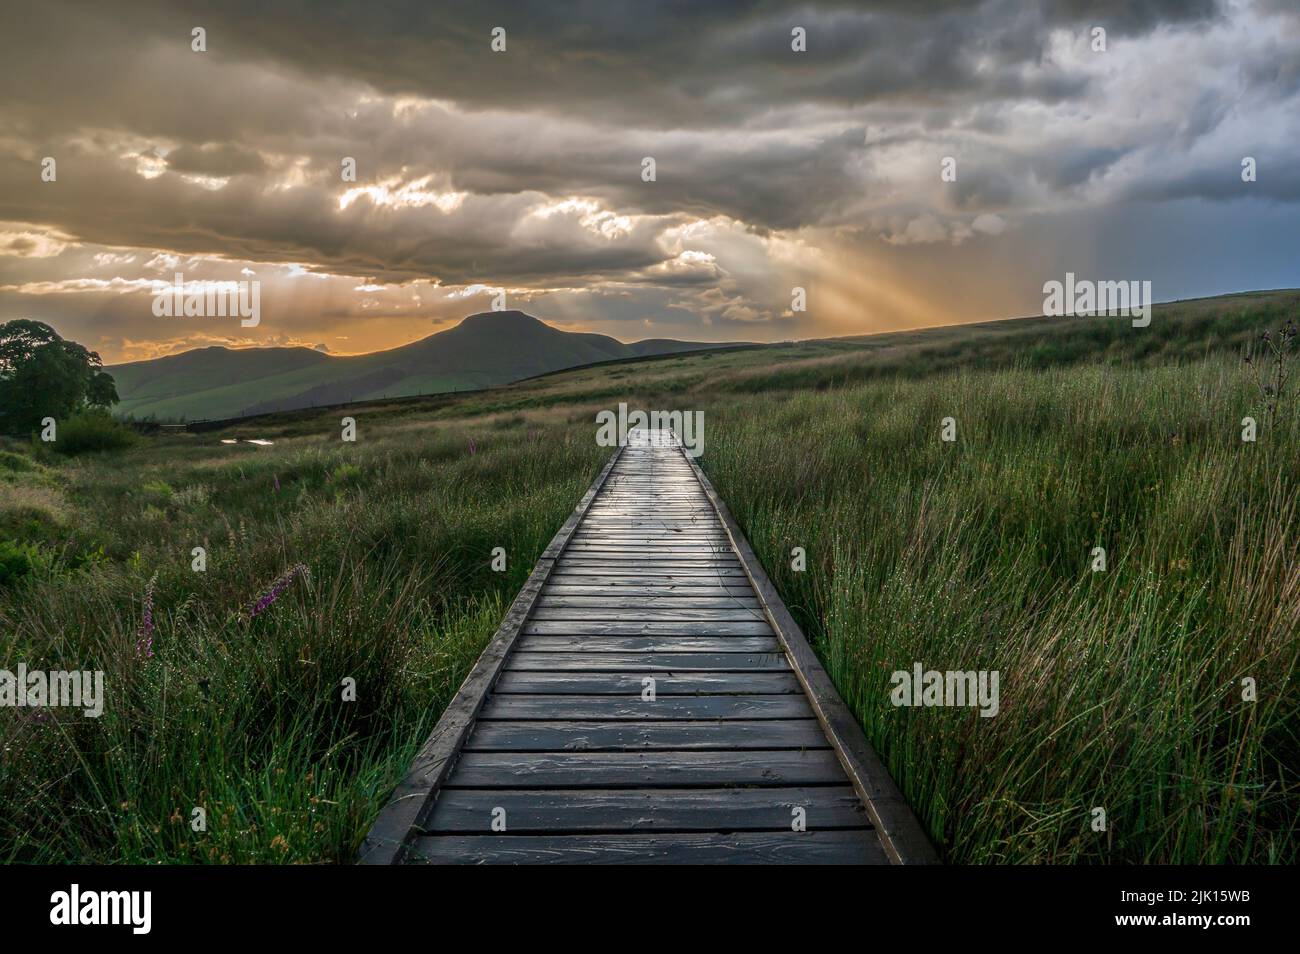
(1, 0), (1298, 363)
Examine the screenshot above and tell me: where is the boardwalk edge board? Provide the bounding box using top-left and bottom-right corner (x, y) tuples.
(357, 444), (627, 864)
(678, 444), (941, 865)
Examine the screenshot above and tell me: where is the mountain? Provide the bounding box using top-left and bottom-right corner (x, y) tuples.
(107, 311), (738, 421)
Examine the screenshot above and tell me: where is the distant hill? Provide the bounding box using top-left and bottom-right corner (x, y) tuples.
(108, 311), (741, 420)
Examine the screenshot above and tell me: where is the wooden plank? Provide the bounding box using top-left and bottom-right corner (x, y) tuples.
(536, 596), (762, 608)
(547, 569), (750, 579)
(581, 513), (715, 519)
(573, 522), (722, 527)
(558, 549), (735, 557)
(515, 635), (780, 653)
(560, 557), (739, 566)
(567, 545), (734, 553)
(568, 516), (718, 521)
(505, 651), (789, 671)
(553, 565), (747, 575)
(423, 787), (865, 832)
(548, 570), (748, 579)
(478, 694), (813, 721)
(571, 535), (726, 540)
(564, 544), (734, 552)
(543, 585), (758, 597)
(408, 830), (886, 864)
(444, 748), (847, 787)
(573, 528), (730, 536)
(529, 607), (766, 622)
(491, 670), (803, 695)
(463, 718), (824, 750)
(522, 620), (772, 636)
(557, 538), (730, 546)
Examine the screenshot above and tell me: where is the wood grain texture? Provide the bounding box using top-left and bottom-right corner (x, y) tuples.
(491, 670), (802, 695)
(477, 693), (814, 721)
(423, 787), (866, 832)
(445, 748), (849, 787)
(406, 830), (887, 864)
(463, 718), (825, 751)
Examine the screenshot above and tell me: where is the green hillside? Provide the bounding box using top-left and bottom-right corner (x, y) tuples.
(107, 311), (734, 421)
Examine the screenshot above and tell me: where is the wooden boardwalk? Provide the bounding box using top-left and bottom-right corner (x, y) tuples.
(361, 429), (936, 865)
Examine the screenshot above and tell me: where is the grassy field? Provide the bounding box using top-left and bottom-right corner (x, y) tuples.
(2, 289), (1296, 863)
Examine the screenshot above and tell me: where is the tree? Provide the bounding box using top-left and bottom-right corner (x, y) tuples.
(0, 320), (119, 434)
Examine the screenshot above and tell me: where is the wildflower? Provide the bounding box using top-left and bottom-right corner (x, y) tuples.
(245, 563), (310, 622)
(136, 573), (157, 659)
(468, 437), (477, 456)
(273, 474), (281, 493)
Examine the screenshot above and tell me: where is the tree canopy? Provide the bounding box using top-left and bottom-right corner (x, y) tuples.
(0, 320), (119, 434)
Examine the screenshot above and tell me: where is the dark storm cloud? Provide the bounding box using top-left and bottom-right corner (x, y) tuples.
(1, 0), (1296, 361)
(1039, 0), (1220, 31)
(164, 143), (268, 177)
(18, 0), (1214, 130)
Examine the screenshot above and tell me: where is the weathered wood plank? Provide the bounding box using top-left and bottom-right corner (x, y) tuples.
(548, 568), (749, 579)
(505, 651), (789, 671)
(537, 595), (762, 608)
(564, 544), (735, 552)
(463, 718), (824, 750)
(523, 620), (772, 636)
(560, 556), (740, 565)
(529, 607), (766, 622)
(550, 567), (746, 575)
(543, 585), (758, 597)
(571, 535), (731, 543)
(423, 787), (866, 832)
(478, 694), (814, 721)
(575, 523), (722, 529)
(491, 670), (803, 695)
(408, 830), (886, 864)
(444, 748), (846, 787)
(556, 557), (742, 566)
(571, 528), (729, 534)
(515, 635), (780, 653)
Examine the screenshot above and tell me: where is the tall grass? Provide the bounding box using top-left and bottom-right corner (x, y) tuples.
(702, 356), (1298, 863)
(2, 300), (1296, 864)
(0, 419), (604, 862)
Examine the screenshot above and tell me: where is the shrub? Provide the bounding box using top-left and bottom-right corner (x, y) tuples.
(0, 538), (41, 586)
(48, 410), (139, 455)
(0, 449), (39, 475)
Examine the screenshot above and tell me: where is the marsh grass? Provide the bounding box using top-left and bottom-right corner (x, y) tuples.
(0, 418), (604, 862)
(702, 357), (1298, 863)
(2, 293), (1296, 863)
